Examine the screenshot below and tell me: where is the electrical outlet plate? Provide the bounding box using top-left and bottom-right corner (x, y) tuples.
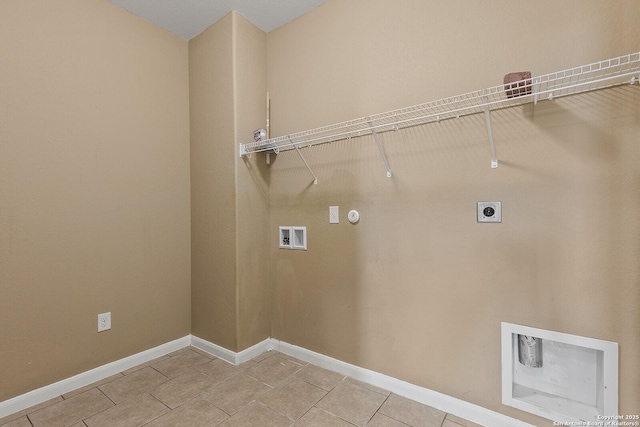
(329, 206), (339, 224)
(478, 201), (502, 222)
(98, 312), (111, 332)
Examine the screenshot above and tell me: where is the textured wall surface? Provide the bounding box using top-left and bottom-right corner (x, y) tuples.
(266, 0), (640, 424)
(0, 0), (191, 401)
(189, 12), (238, 351)
(190, 12), (270, 352)
(2, 1), (639, 424)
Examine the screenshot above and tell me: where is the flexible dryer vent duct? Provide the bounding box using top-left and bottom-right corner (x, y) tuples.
(518, 334), (543, 368)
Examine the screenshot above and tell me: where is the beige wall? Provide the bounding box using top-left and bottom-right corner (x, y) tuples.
(234, 15), (271, 351)
(0, 0), (191, 401)
(2, 0), (639, 423)
(189, 13), (238, 350)
(190, 12), (270, 352)
(267, 0), (640, 424)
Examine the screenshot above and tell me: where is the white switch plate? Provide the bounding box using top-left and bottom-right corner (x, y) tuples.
(478, 201), (502, 222)
(329, 206), (339, 224)
(98, 312), (111, 332)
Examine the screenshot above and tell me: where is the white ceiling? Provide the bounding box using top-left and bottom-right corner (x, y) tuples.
(108, 0), (330, 40)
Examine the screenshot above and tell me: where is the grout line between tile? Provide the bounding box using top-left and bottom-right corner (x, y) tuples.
(8, 350), (487, 427)
(97, 387), (118, 407)
(370, 393), (391, 424)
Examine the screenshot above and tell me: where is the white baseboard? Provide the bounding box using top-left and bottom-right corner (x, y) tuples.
(190, 335), (272, 365)
(193, 336), (533, 427)
(0, 336), (191, 419)
(1, 335), (533, 427)
(190, 335), (237, 364)
(271, 339), (534, 427)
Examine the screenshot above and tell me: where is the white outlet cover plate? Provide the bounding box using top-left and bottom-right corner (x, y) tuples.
(98, 312), (111, 332)
(329, 206), (339, 224)
(478, 201), (502, 222)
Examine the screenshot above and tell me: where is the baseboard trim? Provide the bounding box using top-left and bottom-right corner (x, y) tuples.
(189, 335), (273, 365)
(189, 335), (237, 364)
(270, 339), (534, 427)
(0, 336), (191, 419)
(1, 335), (533, 427)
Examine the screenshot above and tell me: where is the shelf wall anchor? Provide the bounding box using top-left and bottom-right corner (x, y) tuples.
(290, 137), (318, 185)
(368, 118), (393, 178)
(482, 95), (499, 169)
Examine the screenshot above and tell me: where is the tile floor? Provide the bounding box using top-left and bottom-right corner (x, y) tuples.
(0, 347), (484, 427)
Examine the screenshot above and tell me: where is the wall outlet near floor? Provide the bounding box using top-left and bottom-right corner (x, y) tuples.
(98, 312), (111, 332)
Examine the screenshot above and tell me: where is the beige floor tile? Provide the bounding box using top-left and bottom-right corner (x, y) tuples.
(244, 354), (303, 387)
(259, 378), (327, 421)
(0, 416), (33, 427)
(219, 401), (292, 427)
(316, 382), (386, 426)
(122, 355), (171, 375)
(193, 357), (246, 383)
(378, 394), (446, 427)
(278, 354), (309, 367)
(201, 374), (271, 415)
(293, 407), (356, 426)
(151, 349), (212, 379)
(295, 364), (345, 391)
(62, 373), (124, 399)
(83, 393), (168, 427)
(0, 396), (63, 425)
(151, 371), (214, 409)
(99, 366), (169, 404)
(187, 346), (217, 359)
(443, 414), (484, 427)
(251, 350), (279, 363)
(366, 413), (409, 426)
(28, 388), (114, 427)
(343, 377), (390, 397)
(3, 348), (491, 427)
(145, 398), (229, 427)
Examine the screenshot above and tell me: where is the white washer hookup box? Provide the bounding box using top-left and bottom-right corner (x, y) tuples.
(501, 322), (618, 424)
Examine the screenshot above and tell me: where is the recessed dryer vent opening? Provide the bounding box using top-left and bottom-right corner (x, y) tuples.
(501, 323), (618, 423)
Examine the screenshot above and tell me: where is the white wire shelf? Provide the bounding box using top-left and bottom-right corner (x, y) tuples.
(240, 52), (640, 181)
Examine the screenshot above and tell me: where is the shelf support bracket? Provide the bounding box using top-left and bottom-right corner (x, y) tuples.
(239, 143), (251, 158)
(367, 118), (392, 178)
(290, 137), (318, 185)
(532, 77), (540, 105)
(482, 95), (499, 169)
